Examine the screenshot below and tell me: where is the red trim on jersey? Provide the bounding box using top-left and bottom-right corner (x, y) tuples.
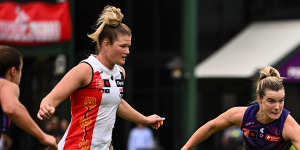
(63, 72), (103, 150)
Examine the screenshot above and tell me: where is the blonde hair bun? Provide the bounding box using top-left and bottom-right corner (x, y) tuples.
(88, 5), (124, 43)
(98, 5), (123, 27)
(259, 66), (281, 81)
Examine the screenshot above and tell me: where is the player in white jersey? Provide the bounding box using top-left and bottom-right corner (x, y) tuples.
(37, 5), (165, 150)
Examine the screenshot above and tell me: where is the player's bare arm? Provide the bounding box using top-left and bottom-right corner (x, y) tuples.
(181, 106), (246, 150)
(38, 63), (92, 120)
(282, 115), (300, 149)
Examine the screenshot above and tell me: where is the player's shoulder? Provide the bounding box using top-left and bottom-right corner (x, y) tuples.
(117, 65), (126, 78)
(69, 62), (93, 76)
(226, 106), (247, 115)
(225, 106), (247, 125)
(282, 114), (300, 141)
(283, 114), (299, 130)
(0, 79), (19, 95)
(0, 79), (18, 89)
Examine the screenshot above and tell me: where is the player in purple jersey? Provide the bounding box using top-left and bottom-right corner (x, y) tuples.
(0, 45), (57, 150)
(181, 66), (300, 150)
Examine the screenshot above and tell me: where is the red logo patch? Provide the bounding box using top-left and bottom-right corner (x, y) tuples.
(265, 134), (281, 142)
(242, 128), (250, 137)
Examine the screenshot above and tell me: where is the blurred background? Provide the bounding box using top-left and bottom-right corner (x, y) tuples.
(1, 0), (300, 150)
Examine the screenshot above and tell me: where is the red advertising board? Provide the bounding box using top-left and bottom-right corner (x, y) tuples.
(0, 1), (72, 45)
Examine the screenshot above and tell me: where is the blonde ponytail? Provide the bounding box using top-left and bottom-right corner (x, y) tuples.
(88, 5), (124, 48)
(256, 66), (284, 98)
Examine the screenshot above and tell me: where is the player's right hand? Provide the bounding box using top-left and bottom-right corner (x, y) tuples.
(37, 103), (55, 120)
(40, 133), (58, 150)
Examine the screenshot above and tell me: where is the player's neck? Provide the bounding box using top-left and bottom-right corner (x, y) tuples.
(97, 54), (114, 70)
(256, 110), (274, 124)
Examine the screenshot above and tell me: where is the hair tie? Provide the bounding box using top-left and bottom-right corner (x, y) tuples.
(259, 74), (267, 80)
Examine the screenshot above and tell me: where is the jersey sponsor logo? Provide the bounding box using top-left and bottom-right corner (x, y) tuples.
(78, 138), (90, 150)
(242, 128), (250, 137)
(79, 97), (96, 150)
(119, 88), (124, 98)
(242, 128), (257, 138)
(260, 128), (264, 133)
(245, 122), (255, 127)
(115, 79), (124, 87)
(84, 97), (97, 109)
(268, 126), (280, 136)
(249, 130), (258, 138)
(79, 117), (92, 128)
(265, 134), (281, 142)
(104, 79), (111, 87)
(259, 133), (264, 138)
(95, 78), (104, 89)
(99, 89), (110, 94)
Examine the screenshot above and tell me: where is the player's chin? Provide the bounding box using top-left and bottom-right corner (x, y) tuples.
(269, 113), (281, 120)
(118, 60), (126, 65)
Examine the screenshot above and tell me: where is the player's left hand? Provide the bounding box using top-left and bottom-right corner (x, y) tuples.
(146, 114), (165, 130)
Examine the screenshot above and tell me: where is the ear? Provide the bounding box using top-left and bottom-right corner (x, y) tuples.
(4, 67), (16, 80)
(102, 39), (111, 47)
(256, 94), (262, 104)
(9, 66), (18, 76)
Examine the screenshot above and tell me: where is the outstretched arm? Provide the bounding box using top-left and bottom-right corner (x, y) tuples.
(0, 82), (57, 150)
(117, 66), (164, 129)
(117, 99), (165, 130)
(37, 63), (92, 120)
(181, 107), (246, 150)
(283, 115), (300, 149)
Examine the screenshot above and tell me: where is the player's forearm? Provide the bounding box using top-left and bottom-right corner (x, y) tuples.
(182, 121), (217, 149)
(41, 92), (66, 108)
(292, 141), (300, 150)
(40, 96), (56, 108)
(8, 102), (46, 141)
(117, 99), (148, 124)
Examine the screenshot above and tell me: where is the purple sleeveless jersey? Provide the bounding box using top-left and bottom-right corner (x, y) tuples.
(0, 107), (10, 134)
(0, 76), (11, 134)
(241, 104), (292, 150)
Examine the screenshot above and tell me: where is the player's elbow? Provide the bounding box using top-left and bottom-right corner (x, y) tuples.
(2, 103), (18, 116)
(2, 100), (25, 117)
(206, 120), (218, 135)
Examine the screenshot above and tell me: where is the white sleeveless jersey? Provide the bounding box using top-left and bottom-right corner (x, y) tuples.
(58, 55), (124, 150)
